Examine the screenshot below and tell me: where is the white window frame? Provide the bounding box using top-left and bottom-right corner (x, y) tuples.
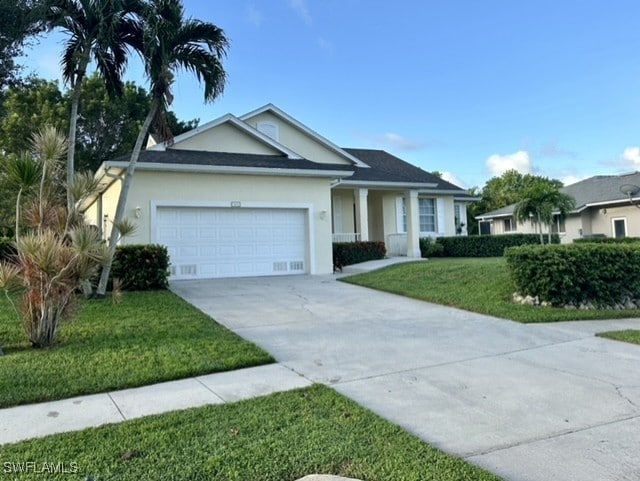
(397, 196), (437, 235)
(612, 217), (627, 238)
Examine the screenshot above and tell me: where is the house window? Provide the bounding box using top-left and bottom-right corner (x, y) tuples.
(551, 215), (565, 234)
(612, 218), (627, 238)
(399, 197), (436, 233)
(257, 121), (279, 141)
(503, 218), (514, 232)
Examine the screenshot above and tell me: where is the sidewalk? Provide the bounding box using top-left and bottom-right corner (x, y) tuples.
(0, 364), (310, 445)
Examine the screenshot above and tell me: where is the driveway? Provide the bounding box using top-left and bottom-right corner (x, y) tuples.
(171, 274), (640, 481)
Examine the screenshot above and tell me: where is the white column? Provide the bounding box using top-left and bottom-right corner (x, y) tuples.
(406, 190), (421, 257)
(354, 188), (369, 241)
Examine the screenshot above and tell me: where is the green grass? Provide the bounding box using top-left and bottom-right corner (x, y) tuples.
(596, 330), (640, 345)
(0, 385), (500, 481)
(0, 291), (273, 408)
(343, 258), (640, 323)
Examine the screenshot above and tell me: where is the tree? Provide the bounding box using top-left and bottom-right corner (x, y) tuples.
(46, 0), (143, 211)
(0, 127), (107, 347)
(514, 179), (575, 244)
(0, 0), (46, 91)
(96, 0), (228, 296)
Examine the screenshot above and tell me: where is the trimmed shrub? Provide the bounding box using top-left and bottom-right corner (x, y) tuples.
(505, 243), (640, 307)
(111, 244), (170, 291)
(436, 233), (560, 257)
(333, 241), (386, 267)
(574, 236), (640, 244)
(419, 237), (444, 258)
(0, 238), (16, 262)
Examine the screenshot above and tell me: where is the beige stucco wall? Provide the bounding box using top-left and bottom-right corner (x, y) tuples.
(99, 171), (334, 275)
(172, 123), (281, 155)
(245, 112), (352, 165)
(85, 179), (122, 241)
(331, 189), (355, 234)
(586, 204), (640, 238)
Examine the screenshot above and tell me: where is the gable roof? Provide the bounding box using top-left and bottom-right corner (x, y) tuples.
(476, 171), (640, 220)
(148, 113), (304, 159)
(342, 148), (473, 196)
(240, 103), (369, 168)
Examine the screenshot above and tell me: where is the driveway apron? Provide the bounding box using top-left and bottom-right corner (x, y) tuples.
(171, 275), (640, 481)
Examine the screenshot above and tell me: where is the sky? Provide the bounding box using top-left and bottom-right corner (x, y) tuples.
(18, 0), (640, 189)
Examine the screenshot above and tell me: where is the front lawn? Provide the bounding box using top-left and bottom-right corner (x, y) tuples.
(596, 330), (640, 345)
(342, 258), (640, 323)
(0, 385), (500, 481)
(0, 291), (273, 408)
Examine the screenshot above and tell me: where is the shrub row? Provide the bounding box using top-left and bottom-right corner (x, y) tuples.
(574, 236), (640, 244)
(505, 243), (640, 306)
(419, 237), (444, 257)
(435, 233), (560, 257)
(333, 241), (386, 267)
(110, 244), (170, 291)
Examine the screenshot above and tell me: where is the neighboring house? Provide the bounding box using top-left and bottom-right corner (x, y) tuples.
(82, 104), (473, 279)
(476, 172), (640, 242)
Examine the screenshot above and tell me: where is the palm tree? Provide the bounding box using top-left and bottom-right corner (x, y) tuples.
(2, 154), (41, 242)
(515, 180), (575, 244)
(46, 0), (143, 212)
(96, 0), (228, 296)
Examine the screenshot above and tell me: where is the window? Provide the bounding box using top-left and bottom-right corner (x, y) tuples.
(399, 197), (437, 233)
(503, 218), (514, 232)
(612, 218), (627, 238)
(551, 215), (565, 234)
(256, 121), (279, 141)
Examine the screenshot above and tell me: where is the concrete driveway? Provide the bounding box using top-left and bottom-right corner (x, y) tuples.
(171, 274), (640, 481)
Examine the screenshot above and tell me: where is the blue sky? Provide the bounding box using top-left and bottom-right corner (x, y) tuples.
(20, 0), (640, 189)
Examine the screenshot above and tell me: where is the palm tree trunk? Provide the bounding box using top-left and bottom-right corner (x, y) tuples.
(96, 101), (158, 296)
(537, 212), (544, 244)
(66, 71), (85, 213)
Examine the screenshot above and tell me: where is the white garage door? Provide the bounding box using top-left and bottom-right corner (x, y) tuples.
(156, 206), (308, 279)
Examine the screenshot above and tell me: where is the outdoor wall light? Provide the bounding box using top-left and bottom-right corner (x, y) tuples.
(134, 206), (142, 218)
(319, 210), (327, 220)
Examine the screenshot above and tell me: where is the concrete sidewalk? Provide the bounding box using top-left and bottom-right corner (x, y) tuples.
(0, 364), (310, 445)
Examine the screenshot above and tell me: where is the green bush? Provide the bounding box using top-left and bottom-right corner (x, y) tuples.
(574, 236), (640, 244)
(111, 244), (170, 291)
(419, 237), (444, 257)
(505, 243), (640, 306)
(333, 241), (386, 268)
(436, 233), (559, 257)
(0, 238), (16, 262)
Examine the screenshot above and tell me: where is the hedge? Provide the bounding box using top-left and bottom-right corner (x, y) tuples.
(574, 236), (640, 244)
(436, 233), (560, 257)
(110, 244), (170, 291)
(333, 241), (386, 268)
(505, 243), (640, 306)
(419, 237), (444, 257)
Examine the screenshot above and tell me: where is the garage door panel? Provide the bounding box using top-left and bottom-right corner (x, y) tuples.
(157, 206), (308, 279)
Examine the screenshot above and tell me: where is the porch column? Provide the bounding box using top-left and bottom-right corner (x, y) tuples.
(406, 189), (421, 257)
(354, 188), (369, 241)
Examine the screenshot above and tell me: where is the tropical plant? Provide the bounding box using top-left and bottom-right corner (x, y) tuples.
(45, 0), (143, 211)
(1, 153), (41, 242)
(0, 127), (108, 348)
(514, 179), (575, 244)
(96, 0), (228, 296)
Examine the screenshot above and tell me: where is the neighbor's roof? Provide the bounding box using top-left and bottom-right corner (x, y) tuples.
(342, 148), (473, 196)
(476, 171), (640, 219)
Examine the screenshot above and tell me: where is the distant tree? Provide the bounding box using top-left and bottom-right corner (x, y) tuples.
(514, 179), (575, 244)
(0, 0), (47, 91)
(96, 0), (228, 296)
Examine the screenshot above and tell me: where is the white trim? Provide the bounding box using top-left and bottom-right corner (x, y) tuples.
(148, 113), (304, 159)
(611, 217), (628, 238)
(102, 161), (353, 179)
(240, 103), (370, 168)
(340, 180), (438, 189)
(150, 200), (317, 275)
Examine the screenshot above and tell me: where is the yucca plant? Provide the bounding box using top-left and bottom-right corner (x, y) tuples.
(0, 127), (108, 348)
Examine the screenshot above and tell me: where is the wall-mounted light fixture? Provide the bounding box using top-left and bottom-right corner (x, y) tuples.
(319, 210), (327, 220)
(620, 184), (640, 209)
(134, 206), (142, 218)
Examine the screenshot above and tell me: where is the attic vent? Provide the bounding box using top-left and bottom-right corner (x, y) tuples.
(257, 121), (279, 141)
(273, 261), (288, 272)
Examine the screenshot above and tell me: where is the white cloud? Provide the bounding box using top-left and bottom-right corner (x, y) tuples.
(441, 171), (467, 189)
(289, 0), (312, 25)
(560, 174), (589, 186)
(622, 146), (640, 167)
(486, 150), (532, 176)
(246, 4), (264, 27)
